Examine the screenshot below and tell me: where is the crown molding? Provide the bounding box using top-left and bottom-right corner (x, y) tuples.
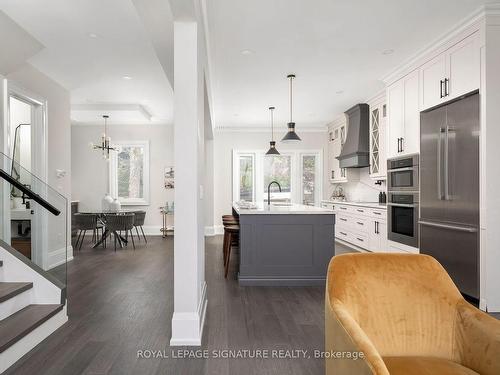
(380, 4), (494, 85)
(214, 125), (327, 133)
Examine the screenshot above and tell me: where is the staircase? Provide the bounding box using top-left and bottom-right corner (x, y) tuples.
(0, 152), (68, 373)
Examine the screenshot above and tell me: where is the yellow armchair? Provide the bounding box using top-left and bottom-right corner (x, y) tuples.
(325, 253), (500, 375)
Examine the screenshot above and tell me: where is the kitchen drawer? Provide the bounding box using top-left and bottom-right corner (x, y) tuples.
(334, 205), (351, 214)
(336, 213), (351, 228)
(352, 233), (369, 249)
(368, 209), (387, 220)
(353, 217), (369, 232)
(336, 228), (351, 242)
(352, 206), (369, 215)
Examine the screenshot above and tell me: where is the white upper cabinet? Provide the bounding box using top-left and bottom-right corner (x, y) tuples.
(386, 69), (420, 159)
(447, 32), (480, 99)
(420, 54), (447, 110)
(420, 32), (480, 111)
(368, 94), (387, 179)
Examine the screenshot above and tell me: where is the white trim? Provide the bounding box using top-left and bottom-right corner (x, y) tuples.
(170, 281), (207, 346)
(47, 246), (74, 270)
(204, 226), (215, 236)
(381, 5), (489, 85)
(215, 125), (327, 133)
(109, 140), (150, 206)
(0, 306), (67, 373)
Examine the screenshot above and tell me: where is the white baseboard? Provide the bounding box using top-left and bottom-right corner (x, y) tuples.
(170, 281), (207, 346)
(47, 246), (74, 270)
(213, 225), (224, 235)
(0, 305), (67, 373)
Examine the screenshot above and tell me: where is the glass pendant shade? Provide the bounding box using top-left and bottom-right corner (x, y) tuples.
(281, 122), (301, 142)
(266, 141), (280, 155)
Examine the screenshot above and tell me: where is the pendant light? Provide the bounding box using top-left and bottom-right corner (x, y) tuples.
(90, 115), (117, 160)
(265, 106), (280, 155)
(281, 74), (301, 143)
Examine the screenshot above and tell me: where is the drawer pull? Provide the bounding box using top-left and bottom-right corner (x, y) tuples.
(373, 212), (381, 215)
(356, 222), (364, 226)
(340, 231), (347, 236)
(356, 237), (364, 242)
(357, 209), (364, 213)
(340, 218), (347, 221)
(339, 207), (347, 210)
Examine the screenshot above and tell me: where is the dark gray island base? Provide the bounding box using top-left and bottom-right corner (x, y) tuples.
(233, 203), (335, 286)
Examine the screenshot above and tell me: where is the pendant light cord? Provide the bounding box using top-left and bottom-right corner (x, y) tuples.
(289, 76), (293, 122)
(270, 107), (274, 141)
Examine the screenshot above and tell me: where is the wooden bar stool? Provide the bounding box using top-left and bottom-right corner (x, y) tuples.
(222, 215), (239, 264)
(223, 225), (239, 278)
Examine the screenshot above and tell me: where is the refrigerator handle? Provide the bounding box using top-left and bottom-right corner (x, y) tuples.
(444, 126), (455, 200)
(438, 127), (445, 200)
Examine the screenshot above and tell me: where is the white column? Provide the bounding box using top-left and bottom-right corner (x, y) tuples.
(170, 21), (207, 346)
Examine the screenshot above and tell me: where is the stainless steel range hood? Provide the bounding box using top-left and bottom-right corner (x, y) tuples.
(336, 103), (370, 168)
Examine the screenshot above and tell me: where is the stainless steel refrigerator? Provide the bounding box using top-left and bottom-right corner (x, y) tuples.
(419, 91), (480, 300)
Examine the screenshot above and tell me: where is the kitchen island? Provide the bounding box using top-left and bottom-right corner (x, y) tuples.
(232, 203), (335, 286)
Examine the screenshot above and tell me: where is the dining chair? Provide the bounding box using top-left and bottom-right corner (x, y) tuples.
(132, 211), (147, 243)
(73, 213), (98, 250)
(104, 213), (136, 251)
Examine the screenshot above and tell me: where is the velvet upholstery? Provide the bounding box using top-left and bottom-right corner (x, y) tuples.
(325, 253), (500, 375)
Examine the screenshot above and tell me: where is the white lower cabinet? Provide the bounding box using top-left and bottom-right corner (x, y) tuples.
(329, 202), (388, 252)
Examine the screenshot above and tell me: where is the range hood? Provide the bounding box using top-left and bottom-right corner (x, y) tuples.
(336, 103), (370, 168)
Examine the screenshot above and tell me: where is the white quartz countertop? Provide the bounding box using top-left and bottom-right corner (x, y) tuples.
(233, 202), (335, 215)
(321, 200), (387, 210)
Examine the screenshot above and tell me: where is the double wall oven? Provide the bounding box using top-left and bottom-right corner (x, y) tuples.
(387, 154), (419, 248)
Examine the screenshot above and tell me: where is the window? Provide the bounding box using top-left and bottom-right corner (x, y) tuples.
(233, 150), (322, 206)
(238, 155), (255, 202)
(301, 154), (318, 206)
(264, 155), (292, 203)
(110, 141), (150, 205)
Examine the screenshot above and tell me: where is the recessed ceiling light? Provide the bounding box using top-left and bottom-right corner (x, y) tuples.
(336, 90), (344, 94)
(123, 76), (132, 80)
(87, 33), (99, 38)
(382, 49), (394, 55)
(240, 49), (254, 55)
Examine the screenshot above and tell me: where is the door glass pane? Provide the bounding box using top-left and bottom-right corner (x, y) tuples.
(264, 155), (291, 203)
(239, 156), (254, 201)
(302, 155), (316, 206)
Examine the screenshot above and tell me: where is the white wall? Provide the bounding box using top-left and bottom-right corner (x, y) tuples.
(71, 124), (174, 230)
(6, 63), (72, 268)
(212, 130), (328, 230)
(327, 168), (386, 202)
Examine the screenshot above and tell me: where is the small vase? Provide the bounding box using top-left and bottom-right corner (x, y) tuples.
(102, 193), (114, 211)
(110, 198), (121, 212)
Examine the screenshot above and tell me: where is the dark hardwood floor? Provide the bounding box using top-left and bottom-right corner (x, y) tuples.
(6, 237), (499, 374)
(6, 235), (325, 375)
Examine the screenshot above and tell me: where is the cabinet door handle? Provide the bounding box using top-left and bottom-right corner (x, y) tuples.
(376, 221), (379, 234)
(374, 221), (377, 234)
(445, 78), (449, 96)
(332, 170), (335, 179)
(400, 137), (404, 152)
(397, 138), (400, 153)
(440, 79), (444, 98)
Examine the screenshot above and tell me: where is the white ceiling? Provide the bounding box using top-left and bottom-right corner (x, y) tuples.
(206, 0), (488, 130)
(0, 0), (173, 125)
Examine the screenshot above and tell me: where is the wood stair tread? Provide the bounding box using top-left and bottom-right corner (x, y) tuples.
(0, 304), (63, 353)
(0, 282), (33, 303)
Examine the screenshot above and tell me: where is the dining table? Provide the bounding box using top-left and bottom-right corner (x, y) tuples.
(78, 209), (136, 249)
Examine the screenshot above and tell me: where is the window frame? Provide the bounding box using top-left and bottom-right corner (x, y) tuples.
(232, 149), (322, 206)
(109, 140), (150, 206)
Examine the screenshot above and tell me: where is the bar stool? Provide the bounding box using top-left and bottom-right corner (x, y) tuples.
(223, 225), (239, 278)
(222, 215), (239, 264)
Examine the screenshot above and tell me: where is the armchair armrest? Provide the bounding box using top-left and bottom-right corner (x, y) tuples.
(325, 292), (389, 375)
(455, 300), (500, 375)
